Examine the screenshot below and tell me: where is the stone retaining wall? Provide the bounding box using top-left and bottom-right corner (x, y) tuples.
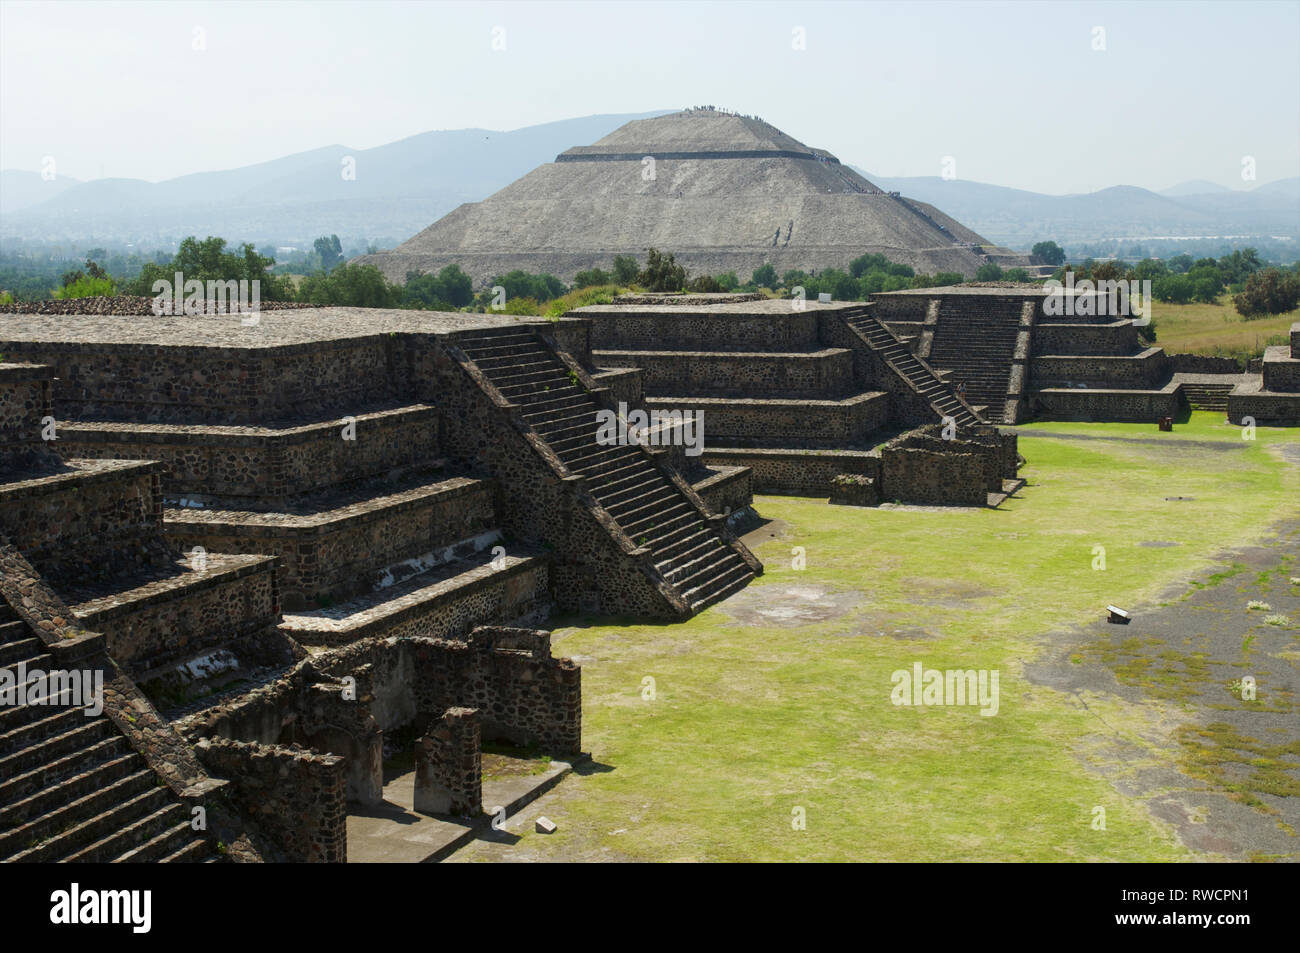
(196, 738), (346, 863)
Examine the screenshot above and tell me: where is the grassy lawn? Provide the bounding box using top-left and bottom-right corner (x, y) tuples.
(1151, 296), (1297, 358)
(453, 414), (1299, 862)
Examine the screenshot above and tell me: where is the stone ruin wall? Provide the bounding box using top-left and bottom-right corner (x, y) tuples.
(183, 628), (579, 856)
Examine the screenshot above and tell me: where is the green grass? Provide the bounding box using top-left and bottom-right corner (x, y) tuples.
(471, 413), (1298, 861)
(1150, 295), (1297, 358)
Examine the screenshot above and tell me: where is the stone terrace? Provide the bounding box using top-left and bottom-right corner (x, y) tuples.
(571, 298), (1014, 505)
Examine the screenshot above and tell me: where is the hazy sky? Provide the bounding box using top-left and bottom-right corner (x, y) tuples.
(2, 0), (1297, 194)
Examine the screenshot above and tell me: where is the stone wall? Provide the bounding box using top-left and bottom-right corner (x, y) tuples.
(0, 460), (168, 583)
(593, 348), (854, 398)
(1034, 387), (1182, 422)
(0, 337), (399, 424)
(196, 737), (346, 863)
(167, 477), (497, 608)
(878, 445), (987, 506)
(0, 364), (53, 467)
(584, 308), (821, 352)
(1032, 321), (1138, 356)
(62, 404), (440, 500)
(1262, 348), (1300, 392)
(1031, 349), (1169, 387)
(703, 447), (881, 496)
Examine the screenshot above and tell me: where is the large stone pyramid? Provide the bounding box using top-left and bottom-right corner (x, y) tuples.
(359, 108), (1023, 285)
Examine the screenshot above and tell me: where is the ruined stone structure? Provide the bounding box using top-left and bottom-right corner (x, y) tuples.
(1227, 322), (1300, 425)
(358, 108), (1029, 285)
(873, 286), (1185, 424)
(573, 297), (1022, 505)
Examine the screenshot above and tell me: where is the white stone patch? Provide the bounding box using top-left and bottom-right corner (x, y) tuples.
(372, 529), (503, 591)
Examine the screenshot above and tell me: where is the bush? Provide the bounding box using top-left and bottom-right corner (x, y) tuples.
(751, 264), (778, 289)
(975, 263), (1003, 281)
(687, 274), (722, 293)
(639, 248), (687, 292)
(298, 263), (400, 308)
(1233, 268), (1300, 318)
(52, 275), (116, 299)
(1152, 275), (1194, 304)
(612, 255), (640, 285)
(573, 267), (611, 290)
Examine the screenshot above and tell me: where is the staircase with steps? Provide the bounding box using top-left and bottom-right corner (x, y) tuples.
(1180, 381), (1234, 412)
(920, 298), (1025, 424)
(0, 602), (216, 863)
(449, 327), (759, 615)
(840, 306), (983, 429)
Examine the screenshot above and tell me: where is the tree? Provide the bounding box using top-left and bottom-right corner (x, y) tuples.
(573, 267), (611, 289)
(313, 235), (343, 273)
(1152, 275), (1194, 304)
(616, 254), (642, 284)
(298, 263), (399, 308)
(849, 252), (888, 278)
(1233, 267), (1300, 318)
(975, 263), (1003, 281)
(1031, 241), (1065, 266)
(639, 249), (686, 292)
(124, 235), (293, 300)
(612, 255), (640, 285)
(751, 264), (778, 289)
(1003, 267), (1030, 282)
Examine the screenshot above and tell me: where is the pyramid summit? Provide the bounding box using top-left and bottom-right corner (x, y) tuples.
(358, 108), (1026, 285)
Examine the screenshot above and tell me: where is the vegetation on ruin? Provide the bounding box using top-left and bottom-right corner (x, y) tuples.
(449, 412), (1298, 862)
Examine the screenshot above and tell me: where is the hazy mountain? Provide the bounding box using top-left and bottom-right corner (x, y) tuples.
(851, 168), (1300, 247)
(1160, 179), (1232, 196)
(0, 111), (673, 243)
(0, 170), (82, 215)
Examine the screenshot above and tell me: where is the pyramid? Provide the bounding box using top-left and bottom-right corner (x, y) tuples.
(359, 108), (1024, 285)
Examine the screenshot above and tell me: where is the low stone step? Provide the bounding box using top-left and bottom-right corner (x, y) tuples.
(0, 736), (132, 807)
(685, 564), (753, 610)
(0, 769), (157, 861)
(8, 785), (171, 863)
(0, 717), (114, 780)
(115, 820), (201, 863)
(0, 751), (143, 830)
(0, 638), (46, 666)
(0, 619), (29, 642)
(0, 705), (89, 757)
(62, 803), (187, 863)
(157, 836), (215, 863)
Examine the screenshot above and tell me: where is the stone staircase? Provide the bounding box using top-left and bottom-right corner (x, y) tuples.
(921, 298), (1024, 424)
(454, 328), (756, 613)
(0, 602), (215, 863)
(1181, 381), (1233, 412)
(841, 307), (982, 429)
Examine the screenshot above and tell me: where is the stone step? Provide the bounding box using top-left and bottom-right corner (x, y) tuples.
(0, 749), (143, 831)
(61, 802), (187, 863)
(0, 717), (114, 780)
(686, 564), (754, 611)
(0, 688), (79, 736)
(0, 637), (45, 666)
(7, 784), (172, 862)
(0, 618), (28, 642)
(115, 820), (204, 863)
(0, 704), (90, 757)
(621, 502), (694, 539)
(279, 547), (548, 646)
(0, 768), (156, 860)
(157, 836), (216, 863)
(0, 735), (132, 807)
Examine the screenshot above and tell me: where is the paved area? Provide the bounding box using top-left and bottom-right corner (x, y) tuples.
(346, 754), (580, 863)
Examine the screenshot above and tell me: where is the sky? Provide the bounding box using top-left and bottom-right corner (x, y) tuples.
(1, 0), (1297, 194)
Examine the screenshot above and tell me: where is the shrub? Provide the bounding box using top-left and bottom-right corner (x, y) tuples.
(639, 248), (687, 292)
(52, 275), (116, 299)
(975, 263), (1003, 281)
(1233, 268), (1300, 318)
(751, 264), (778, 289)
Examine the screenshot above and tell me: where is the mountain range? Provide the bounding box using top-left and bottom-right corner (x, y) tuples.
(1, 110), (1295, 253)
